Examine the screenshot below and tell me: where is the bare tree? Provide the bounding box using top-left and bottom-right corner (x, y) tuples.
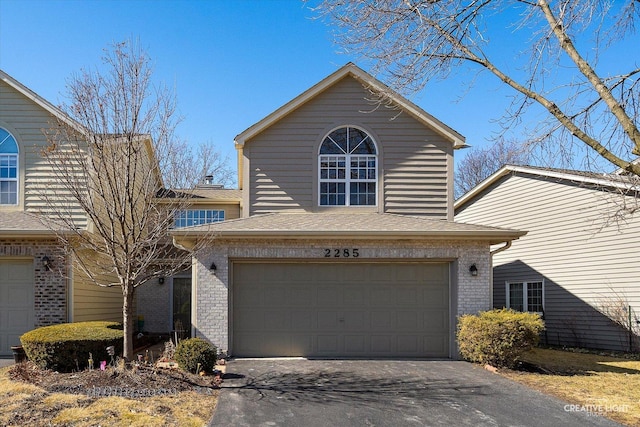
(163, 139), (235, 189)
(39, 41), (213, 360)
(455, 138), (530, 198)
(315, 0), (640, 179)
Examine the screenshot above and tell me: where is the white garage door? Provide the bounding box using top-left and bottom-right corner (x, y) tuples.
(0, 259), (35, 356)
(232, 262), (450, 358)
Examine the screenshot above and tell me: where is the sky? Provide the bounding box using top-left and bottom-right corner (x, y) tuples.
(1, 0), (634, 182)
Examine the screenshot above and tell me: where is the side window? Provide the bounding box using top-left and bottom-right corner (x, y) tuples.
(506, 281), (544, 314)
(318, 126), (377, 206)
(174, 209), (225, 228)
(0, 128), (19, 205)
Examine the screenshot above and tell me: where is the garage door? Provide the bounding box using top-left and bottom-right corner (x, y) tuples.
(0, 259), (35, 356)
(232, 262), (449, 358)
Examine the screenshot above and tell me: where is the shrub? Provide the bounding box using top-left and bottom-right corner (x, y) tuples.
(20, 321), (123, 372)
(174, 338), (217, 374)
(457, 308), (545, 368)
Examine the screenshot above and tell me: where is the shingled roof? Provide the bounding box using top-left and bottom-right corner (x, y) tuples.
(171, 212), (525, 244)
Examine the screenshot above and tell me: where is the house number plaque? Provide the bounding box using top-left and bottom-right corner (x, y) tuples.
(324, 249), (360, 258)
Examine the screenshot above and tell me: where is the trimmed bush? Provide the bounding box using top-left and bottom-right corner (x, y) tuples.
(20, 321), (123, 372)
(457, 308), (545, 368)
(174, 338), (217, 374)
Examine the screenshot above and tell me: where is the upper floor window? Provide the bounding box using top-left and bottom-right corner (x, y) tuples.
(0, 128), (18, 205)
(319, 126), (377, 206)
(174, 209), (225, 228)
(506, 281), (544, 314)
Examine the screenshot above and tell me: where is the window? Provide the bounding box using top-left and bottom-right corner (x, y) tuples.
(506, 281), (544, 313)
(0, 128), (18, 205)
(174, 209), (225, 228)
(319, 126), (377, 206)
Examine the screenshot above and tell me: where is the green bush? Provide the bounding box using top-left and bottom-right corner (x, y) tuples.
(20, 321), (123, 372)
(174, 338), (217, 374)
(457, 308), (545, 368)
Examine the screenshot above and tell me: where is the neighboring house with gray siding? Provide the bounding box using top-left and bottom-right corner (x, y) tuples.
(0, 70), (122, 356)
(172, 63), (525, 359)
(455, 165), (640, 352)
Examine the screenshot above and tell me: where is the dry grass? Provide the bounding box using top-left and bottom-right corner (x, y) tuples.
(500, 348), (640, 426)
(0, 366), (217, 427)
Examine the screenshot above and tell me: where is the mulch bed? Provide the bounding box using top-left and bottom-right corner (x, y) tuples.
(8, 361), (220, 397)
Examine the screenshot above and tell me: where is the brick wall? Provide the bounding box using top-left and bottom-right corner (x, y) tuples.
(136, 277), (171, 333)
(0, 239), (68, 327)
(192, 239), (491, 356)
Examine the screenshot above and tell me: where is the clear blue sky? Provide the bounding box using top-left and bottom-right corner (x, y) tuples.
(2, 0), (622, 178)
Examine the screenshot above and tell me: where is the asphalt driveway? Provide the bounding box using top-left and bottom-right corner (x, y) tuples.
(210, 359), (622, 427)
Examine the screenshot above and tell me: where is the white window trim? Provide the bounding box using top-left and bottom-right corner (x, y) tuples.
(505, 280), (545, 315)
(0, 128), (19, 206)
(317, 126), (378, 207)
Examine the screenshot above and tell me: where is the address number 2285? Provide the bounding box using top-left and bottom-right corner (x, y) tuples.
(324, 249), (359, 258)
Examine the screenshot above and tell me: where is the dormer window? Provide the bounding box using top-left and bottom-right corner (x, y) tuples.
(319, 126), (377, 206)
(0, 128), (18, 205)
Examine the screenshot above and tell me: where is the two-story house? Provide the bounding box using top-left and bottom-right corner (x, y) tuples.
(171, 64), (525, 358)
(0, 70), (122, 356)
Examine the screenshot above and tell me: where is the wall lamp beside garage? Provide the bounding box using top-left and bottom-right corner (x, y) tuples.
(42, 256), (51, 271)
(158, 276), (165, 285)
(469, 264), (478, 276)
(210, 262), (217, 273)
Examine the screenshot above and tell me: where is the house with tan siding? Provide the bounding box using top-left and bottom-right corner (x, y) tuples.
(172, 63), (525, 358)
(0, 70), (121, 355)
(454, 165), (640, 352)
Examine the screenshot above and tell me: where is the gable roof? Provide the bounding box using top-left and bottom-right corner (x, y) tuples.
(454, 165), (640, 211)
(234, 63), (466, 149)
(0, 69), (83, 133)
(171, 212), (525, 245)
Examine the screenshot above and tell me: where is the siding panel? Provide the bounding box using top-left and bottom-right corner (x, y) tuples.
(245, 76), (452, 217)
(456, 173), (640, 351)
(1, 80), (87, 228)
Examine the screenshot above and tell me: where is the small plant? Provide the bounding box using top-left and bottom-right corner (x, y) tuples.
(457, 308), (545, 368)
(174, 338), (217, 374)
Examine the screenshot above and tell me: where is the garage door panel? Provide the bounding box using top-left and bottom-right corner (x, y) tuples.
(291, 311), (314, 330)
(291, 287), (314, 306)
(317, 287), (341, 306)
(344, 335), (366, 352)
(370, 310), (395, 330)
(233, 262), (449, 358)
(424, 310), (448, 330)
(343, 311), (368, 330)
(317, 311), (341, 329)
(397, 335), (419, 353)
(317, 335), (340, 353)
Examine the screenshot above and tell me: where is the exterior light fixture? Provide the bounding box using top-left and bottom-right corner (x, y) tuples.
(210, 262), (217, 271)
(42, 256), (51, 271)
(469, 264), (478, 276)
(158, 277), (165, 285)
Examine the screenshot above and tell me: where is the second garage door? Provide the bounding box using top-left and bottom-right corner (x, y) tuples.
(232, 262), (449, 358)
(0, 259), (35, 356)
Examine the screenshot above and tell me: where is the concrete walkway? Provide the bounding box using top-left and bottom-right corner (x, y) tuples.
(209, 359), (622, 427)
(0, 358), (13, 368)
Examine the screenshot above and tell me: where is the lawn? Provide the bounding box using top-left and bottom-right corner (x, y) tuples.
(500, 347), (640, 426)
(0, 364), (218, 427)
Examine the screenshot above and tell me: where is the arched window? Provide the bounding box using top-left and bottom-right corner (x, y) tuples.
(0, 128), (19, 205)
(319, 126), (377, 206)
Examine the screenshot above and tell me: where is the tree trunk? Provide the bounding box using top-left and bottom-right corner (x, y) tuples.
(122, 284), (136, 361)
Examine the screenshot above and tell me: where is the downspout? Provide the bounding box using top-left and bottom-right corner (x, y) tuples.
(488, 241), (512, 310)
